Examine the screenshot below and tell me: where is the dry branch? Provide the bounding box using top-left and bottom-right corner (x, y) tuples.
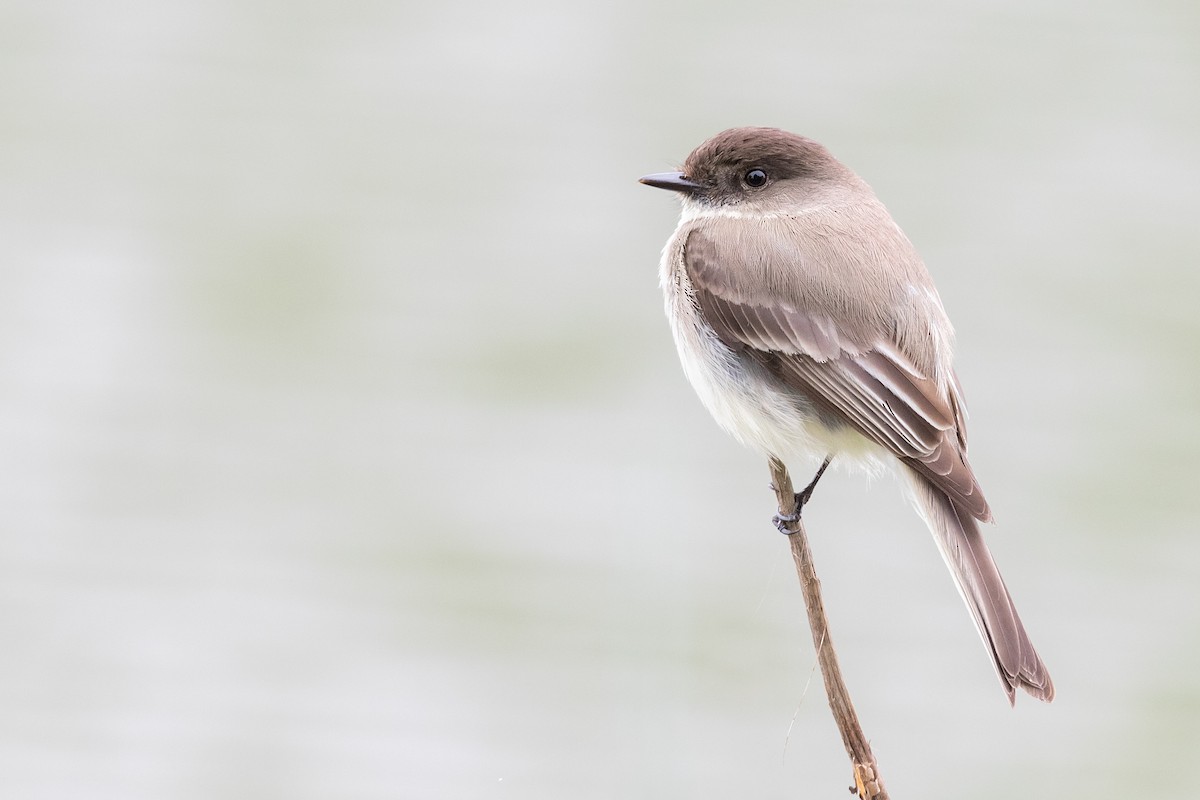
(769, 457), (889, 800)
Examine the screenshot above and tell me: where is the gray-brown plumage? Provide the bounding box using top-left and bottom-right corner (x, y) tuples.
(641, 127), (1053, 703)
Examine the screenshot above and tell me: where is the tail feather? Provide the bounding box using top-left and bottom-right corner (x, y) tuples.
(907, 470), (1054, 704)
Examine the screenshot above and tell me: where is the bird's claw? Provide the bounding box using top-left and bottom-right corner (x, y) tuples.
(772, 510), (799, 534)
(772, 491), (811, 534)
(770, 457), (831, 535)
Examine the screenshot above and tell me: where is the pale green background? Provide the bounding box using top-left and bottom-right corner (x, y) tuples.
(2, 1), (1198, 798)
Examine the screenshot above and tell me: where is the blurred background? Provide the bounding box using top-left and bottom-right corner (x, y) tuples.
(2, 1), (1198, 798)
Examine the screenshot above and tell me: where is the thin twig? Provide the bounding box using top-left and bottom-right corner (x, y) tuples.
(769, 457), (889, 800)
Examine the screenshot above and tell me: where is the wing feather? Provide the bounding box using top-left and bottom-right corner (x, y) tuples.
(684, 225), (991, 521)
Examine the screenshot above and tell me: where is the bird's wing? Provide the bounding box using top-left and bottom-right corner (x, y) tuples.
(684, 224), (990, 521)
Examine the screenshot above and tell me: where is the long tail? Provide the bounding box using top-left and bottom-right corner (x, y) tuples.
(907, 470), (1054, 704)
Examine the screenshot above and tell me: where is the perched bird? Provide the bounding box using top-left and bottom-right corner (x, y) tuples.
(640, 127), (1053, 703)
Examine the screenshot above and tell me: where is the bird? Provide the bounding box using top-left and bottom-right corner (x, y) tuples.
(640, 127), (1053, 704)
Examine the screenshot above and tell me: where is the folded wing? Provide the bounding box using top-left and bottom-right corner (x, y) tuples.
(684, 226), (991, 521)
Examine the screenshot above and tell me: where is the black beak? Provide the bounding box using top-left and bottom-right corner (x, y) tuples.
(639, 171), (705, 194)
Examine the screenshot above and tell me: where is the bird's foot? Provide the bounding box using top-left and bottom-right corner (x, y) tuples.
(771, 457), (831, 535)
(771, 488), (815, 534)
(772, 510), (799, 534)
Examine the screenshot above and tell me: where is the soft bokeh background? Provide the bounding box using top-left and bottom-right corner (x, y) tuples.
(3, 1), (1198, 798)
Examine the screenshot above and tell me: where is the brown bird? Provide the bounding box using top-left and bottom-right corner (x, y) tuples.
(641, 127), (1053, 703)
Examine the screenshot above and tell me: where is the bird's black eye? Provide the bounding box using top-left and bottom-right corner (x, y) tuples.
(743, 168), (768, 188)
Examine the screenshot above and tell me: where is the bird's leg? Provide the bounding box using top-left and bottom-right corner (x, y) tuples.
(795, 455), (832, 509)
(772, 456), (833, 534)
